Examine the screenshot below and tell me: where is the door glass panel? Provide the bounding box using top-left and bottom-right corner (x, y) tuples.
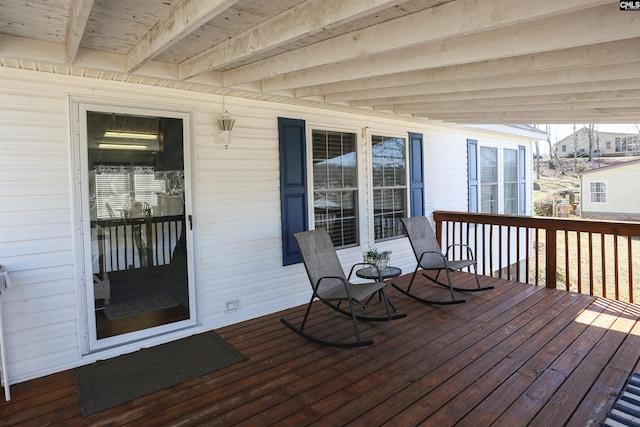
(86, 111), (191, 340)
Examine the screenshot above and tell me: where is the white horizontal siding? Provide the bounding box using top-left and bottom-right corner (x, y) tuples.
(424, 129), (471, 215)
(0, 70), (78, 381)
(0, 67), (536, 384)
(581, 165), (640, 215)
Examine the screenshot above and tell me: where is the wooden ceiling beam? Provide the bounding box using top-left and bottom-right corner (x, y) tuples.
(397, 98), (640, 115)
(350, 79), (640, 107)
(386, 90), (640, 114)
(420, 108), (640, 123)
(178, 0), (411, 80)
(294, 39), (640, 98)
(126, 0), (240, 72)
(326, 61), (640, 104)
(273, 4), (639, 94)
(223, 0), (612, 87)
(64, 0), (94, 64)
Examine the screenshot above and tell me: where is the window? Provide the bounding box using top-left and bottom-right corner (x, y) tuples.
(590, 182), (607, 203)
(92, 166), (168, 219)
(312, 130), (358, 247)
(279, 119), (420, 264)
(562, 145), (567, 152)
(503, 148), (518, 215)
(480, 147), (498, 213)
(372, 135), (407, 240)
(469, 143), (525, 215)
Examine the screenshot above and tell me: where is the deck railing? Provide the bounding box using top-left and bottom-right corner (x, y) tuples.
(92, 214), (184, 274)
(433, 210), (640, 303)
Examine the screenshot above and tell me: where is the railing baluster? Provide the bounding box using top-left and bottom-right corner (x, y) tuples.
(628, 235), (634, 304)
(154, 221), (159, 266)
(546, 228), (557, 288)
(474, 221), (479, 275)
(564, 230), (570, 291)
(523, 226), (529, 284)
(601, 233), (606, 299)
(613, 234), (619, 301)
(507, 225), (512, 280)
(489, 224), (494, 277)
(577, 231), (582, 295)
(588, 232), (594, 296)
(115, 224), (121, 271)
(466, 222), (471, 272)
(535, 228), (540, 286)
(457, 221), (463, 261)
(515, 226), (521, 282)
(497, 225), (502, 278)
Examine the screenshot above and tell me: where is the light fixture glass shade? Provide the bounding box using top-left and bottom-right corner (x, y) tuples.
(98, 143), (148, 150)
(217, 111), (235, 132)
(103, 131), (158, 140)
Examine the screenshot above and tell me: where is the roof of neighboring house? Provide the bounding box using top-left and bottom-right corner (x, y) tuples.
(578, 158), (640, 176)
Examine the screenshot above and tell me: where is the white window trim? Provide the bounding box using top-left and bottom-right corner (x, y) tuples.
(305, 124), (363, 247)
(589, 181), (607, 203)
(364, 127), (410, 245)
(305, 124), (410, 249)
(69, 96), (200, 354)
(503, 147), (519, 215)
(478, 144), (522, 215)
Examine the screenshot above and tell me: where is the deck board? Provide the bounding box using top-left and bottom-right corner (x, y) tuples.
(1, 272), (639, 426)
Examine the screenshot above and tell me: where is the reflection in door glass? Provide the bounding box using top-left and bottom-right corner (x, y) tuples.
(86, 111), (190, 339)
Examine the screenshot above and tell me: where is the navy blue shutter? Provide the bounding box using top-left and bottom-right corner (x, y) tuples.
(518, 145), (526, 215)
(278, 117), (308, 265)
(408, 132), (424, 217)
(467, 139), (479, 212)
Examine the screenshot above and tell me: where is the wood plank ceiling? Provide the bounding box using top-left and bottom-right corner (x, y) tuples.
(1, 0), (639, 124)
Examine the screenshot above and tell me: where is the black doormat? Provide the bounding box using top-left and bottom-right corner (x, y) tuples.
(75, 331), (246, 417)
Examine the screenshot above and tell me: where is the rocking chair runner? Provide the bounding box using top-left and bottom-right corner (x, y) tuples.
(393, 217), (493, 305)
(281, 229), (406, 347)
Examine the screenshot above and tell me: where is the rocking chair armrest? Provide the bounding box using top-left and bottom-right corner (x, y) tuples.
(347, 262), (381, 281)
(445, 243), (476, 260)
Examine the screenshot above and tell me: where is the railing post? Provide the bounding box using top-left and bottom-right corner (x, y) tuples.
(546, 228), (557, 288)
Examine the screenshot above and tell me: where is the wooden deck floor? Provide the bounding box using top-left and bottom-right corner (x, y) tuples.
(2, 272), (640, 426)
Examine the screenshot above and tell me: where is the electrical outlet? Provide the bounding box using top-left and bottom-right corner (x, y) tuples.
(225, 299), (240, 313)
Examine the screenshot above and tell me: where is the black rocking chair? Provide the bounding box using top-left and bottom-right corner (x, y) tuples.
(393, 216), (493, 305)
(281, 229), (406, 347)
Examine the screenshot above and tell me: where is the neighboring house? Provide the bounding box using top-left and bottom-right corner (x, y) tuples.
(578, 159), (640, 222)
(0, 68), (544, 386)
(556, 127), (640, 158)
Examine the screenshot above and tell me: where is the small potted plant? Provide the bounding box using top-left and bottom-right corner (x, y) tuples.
(363, 245), (391, 270)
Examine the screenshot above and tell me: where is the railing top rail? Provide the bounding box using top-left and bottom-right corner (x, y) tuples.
(92, 214), (184, 227)
(433, 210), (640, 236)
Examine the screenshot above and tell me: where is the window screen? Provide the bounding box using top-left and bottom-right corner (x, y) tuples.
(503, 148), (518, 215)
(372, 135), (407, 240)
(480, 147), (498, 214)
(312, 130), (358, 247)
(590, 182), (606, 203)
